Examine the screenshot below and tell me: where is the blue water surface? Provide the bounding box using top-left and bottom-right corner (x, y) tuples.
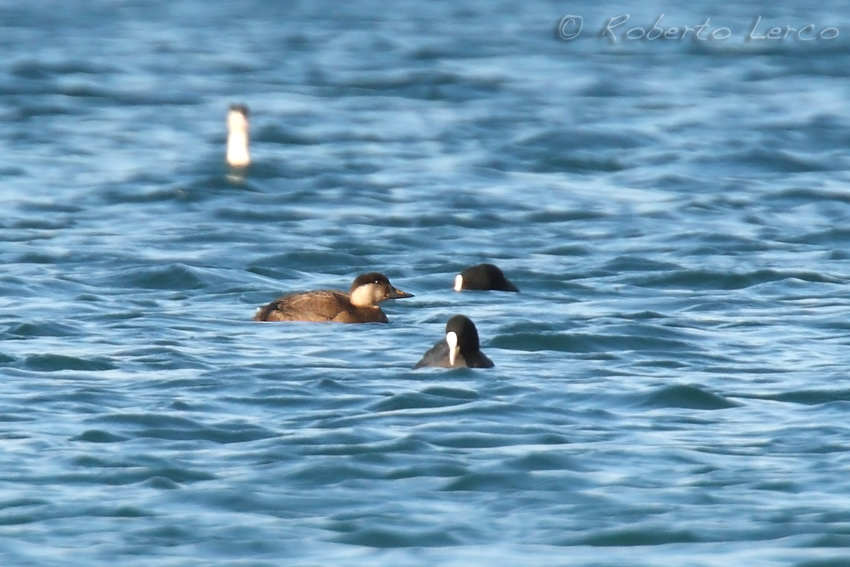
(2, 1), (850, 566)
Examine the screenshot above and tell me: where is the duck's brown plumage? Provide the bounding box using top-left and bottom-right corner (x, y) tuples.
(253, 272), (413, 323)
(254, 289), (390, 323)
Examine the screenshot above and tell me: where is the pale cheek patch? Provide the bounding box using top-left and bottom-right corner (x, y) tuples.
(350, 284), (380, 307)
(453, 275), (463, 292)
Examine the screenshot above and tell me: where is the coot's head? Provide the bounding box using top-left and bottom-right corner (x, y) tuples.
(454, 263), (519, 292)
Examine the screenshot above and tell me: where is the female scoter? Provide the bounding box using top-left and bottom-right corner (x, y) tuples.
(254, 272), (413, 323)
(227, 103), (251, 168)
(454, 263), (519, 292)
(414, 314), (494, 369)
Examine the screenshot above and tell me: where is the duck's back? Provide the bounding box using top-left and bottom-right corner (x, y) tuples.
(254, 290), (388, 323)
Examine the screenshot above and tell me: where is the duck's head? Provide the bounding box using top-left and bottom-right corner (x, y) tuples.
(349, 272), (414, 307)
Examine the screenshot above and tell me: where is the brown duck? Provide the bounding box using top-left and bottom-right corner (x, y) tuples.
(253, 272), (413, 323)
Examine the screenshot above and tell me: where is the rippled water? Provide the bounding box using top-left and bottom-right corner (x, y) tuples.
(3, 1), (850, 565)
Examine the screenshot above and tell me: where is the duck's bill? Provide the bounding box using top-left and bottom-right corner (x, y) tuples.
(388, 286), (414, 299)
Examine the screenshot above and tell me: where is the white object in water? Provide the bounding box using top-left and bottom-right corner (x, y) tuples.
(226, 103), (250, 168)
